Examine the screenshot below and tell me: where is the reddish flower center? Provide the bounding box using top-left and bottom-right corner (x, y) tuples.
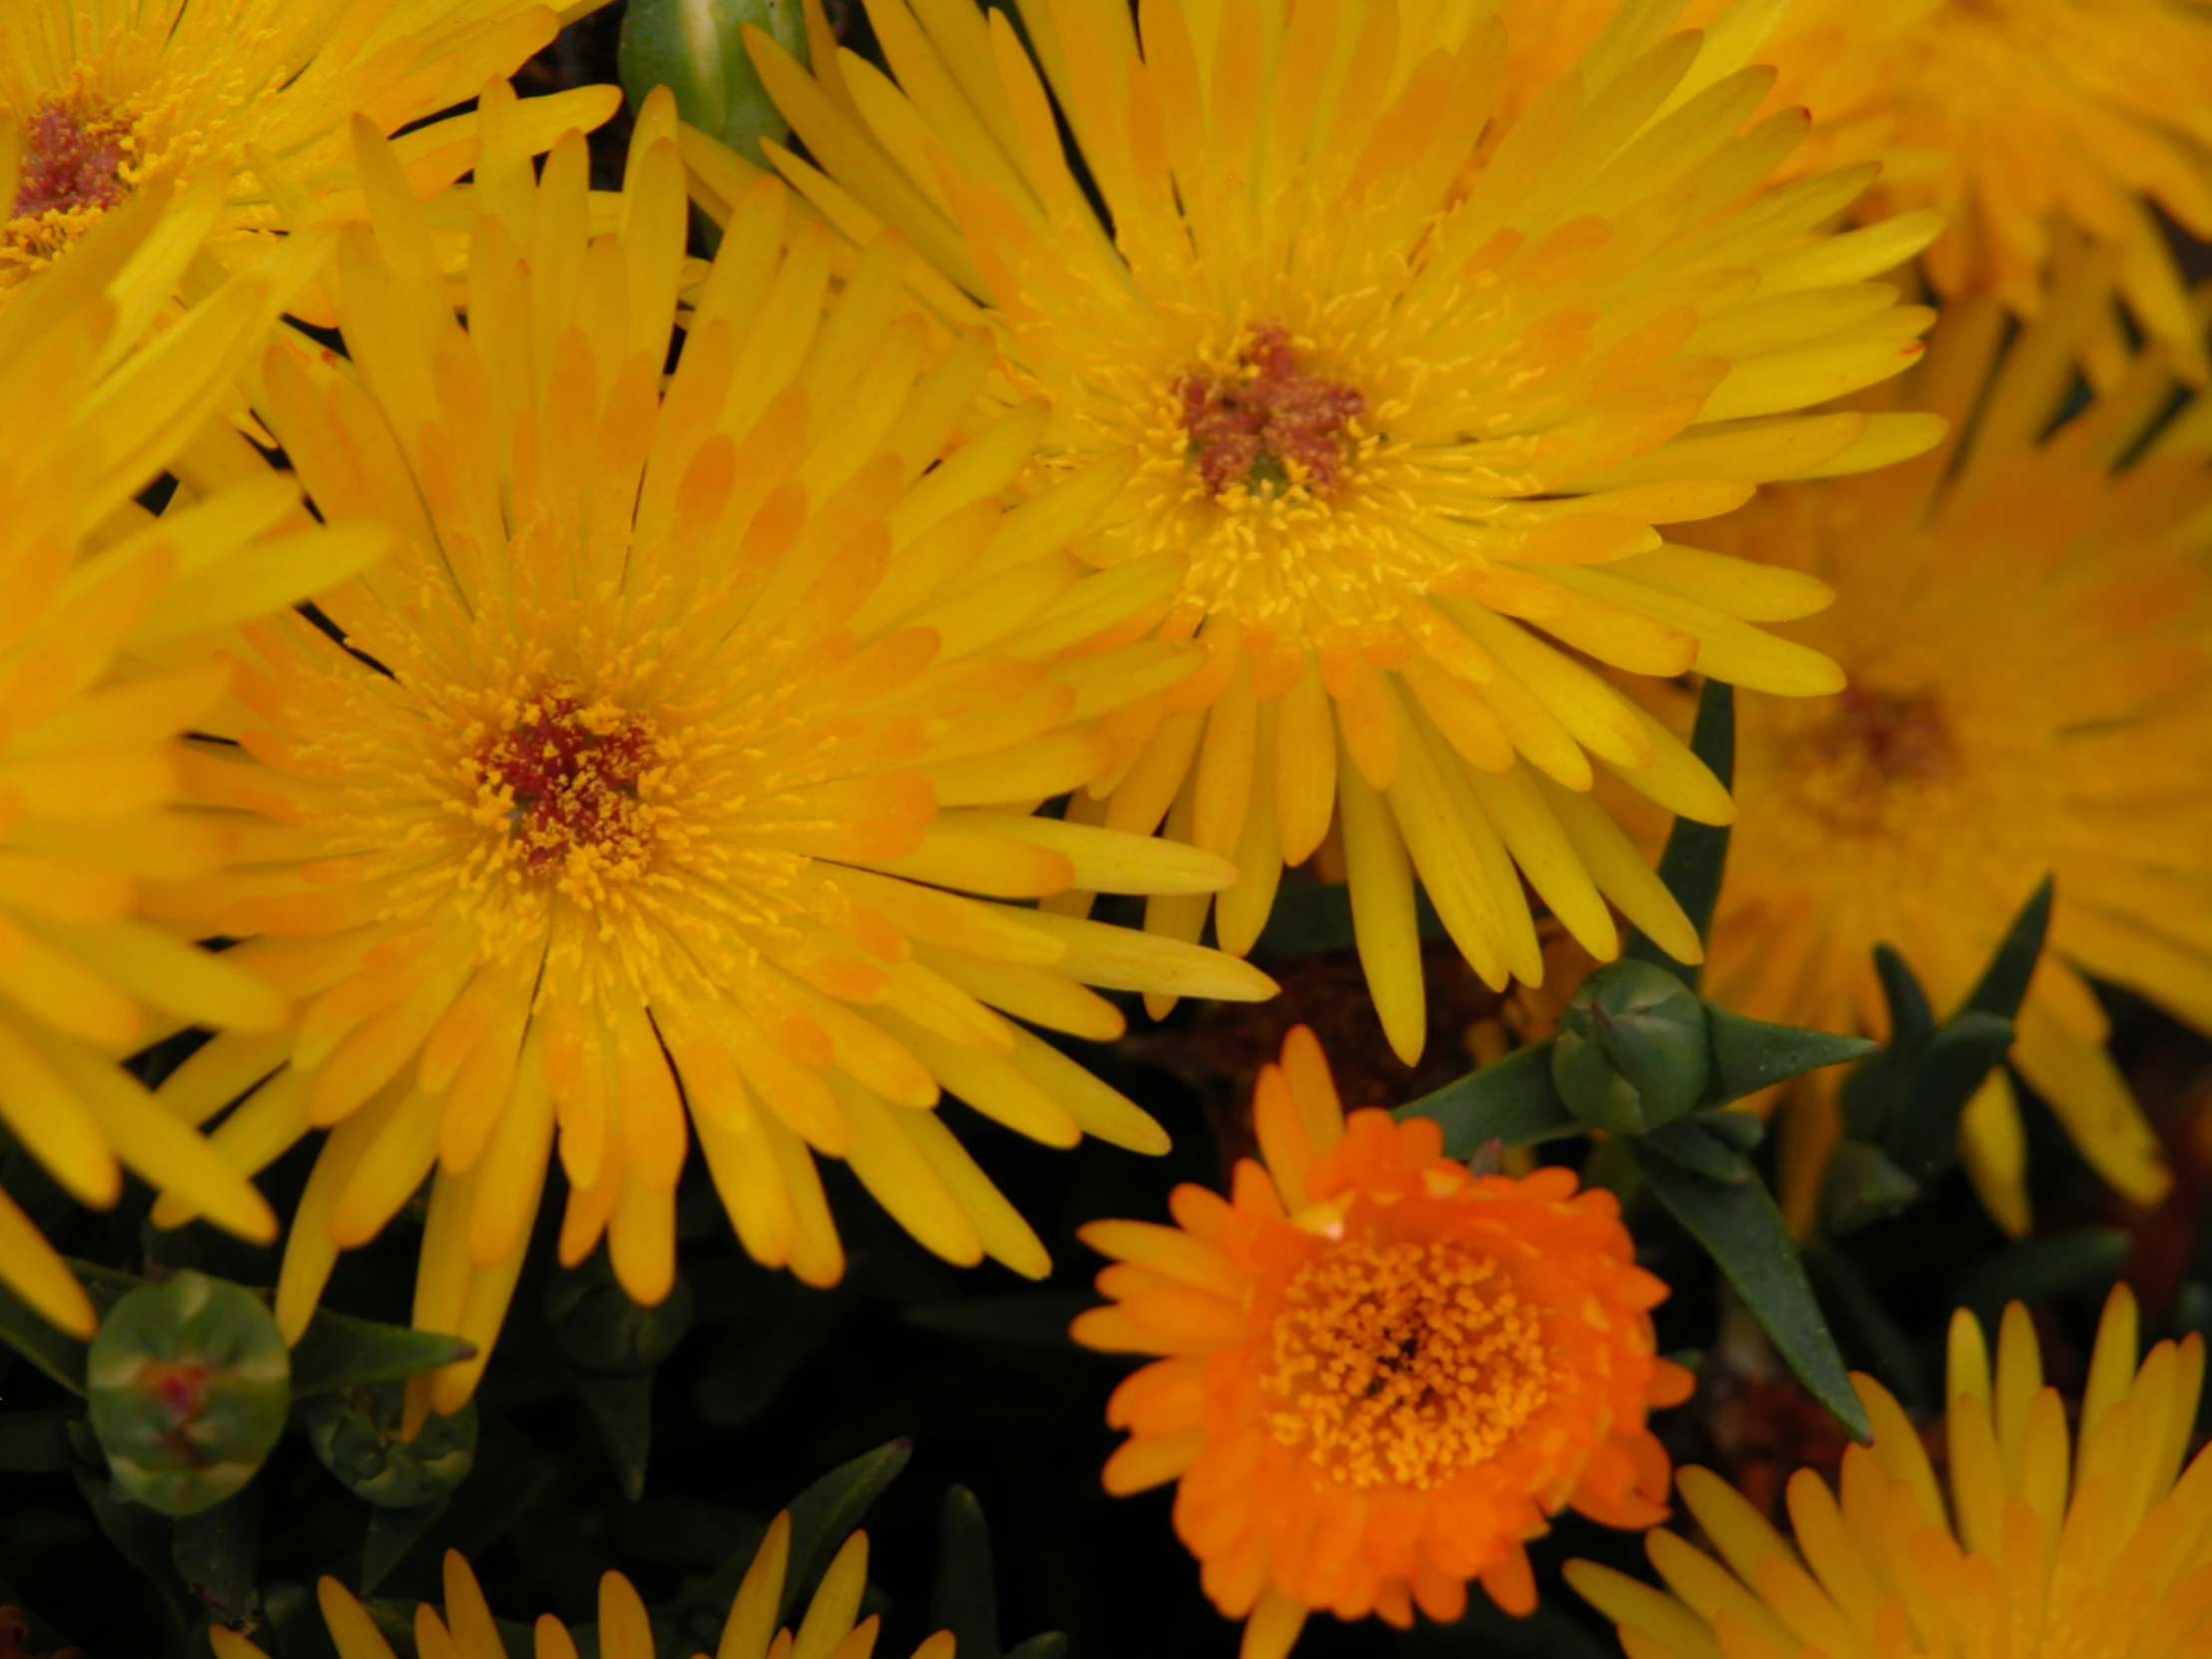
(1261, 1236), (1555, 1488)
(1179, 321), (1366, 497)
(1810, 686), (1955, 793)
(13, 97), (135, 222)
(478, 693), (660, 872)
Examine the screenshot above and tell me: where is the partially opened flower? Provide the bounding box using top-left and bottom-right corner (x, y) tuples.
(711, 0), (1947, 1063)
(1637, 246), (2211, 1234)
(1074, 1024), (1690, 1659)
(1570, 1284), (2212, 1659)
(154, 89), (1274, 1415)
(0, 186), (382, 1340)
(1500, 0), (2212, 382)
(1, 0), (621, 324)
(211, 1508), (951, 1659)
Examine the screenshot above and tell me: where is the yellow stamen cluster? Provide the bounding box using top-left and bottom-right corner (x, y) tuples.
(6, 89), (148, 270)
(1262, 1237), (1556, 1489)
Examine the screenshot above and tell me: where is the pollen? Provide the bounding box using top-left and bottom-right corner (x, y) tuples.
(466, 689), (675, 899)
(1261, 1236), (1557, 1489)
(1180, 321), (1368, 498)
(6, 93), (145, 270)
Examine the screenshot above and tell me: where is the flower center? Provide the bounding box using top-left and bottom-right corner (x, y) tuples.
(472, 690), (666, 879)
(1179, 320), (1367, 499)
(7, 95), (143, 270)
(1795, 684), (1956, 818)
(1261, 1237), (1555, 1488)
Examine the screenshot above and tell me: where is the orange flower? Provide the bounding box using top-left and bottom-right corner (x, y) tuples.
(1073, 1025), (1692, 1659)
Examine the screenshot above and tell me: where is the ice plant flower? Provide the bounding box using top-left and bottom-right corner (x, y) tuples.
(154, 90), (1274, 1415)
(1, 0), (621, 322)
(1073, 1025), (1691, 1659)
(721, 0), (1947, 1063)
(1499, 0), (2212, 382)
(1569, 1284), (2212, 1659)
(1642, 247), (2212, 1235)
(213, 1509), (952, 1659)
(0, 183), (382, 1341)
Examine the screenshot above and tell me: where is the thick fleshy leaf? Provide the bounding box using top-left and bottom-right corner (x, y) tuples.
(1394, 1043), (1585, 1156)
(932, 1486), (1002, 1659)
(571, 1370), (656, 1503)
(1633, 1146), (1870, 1440)
(1957, 1229), (2127, 1335)
(1821, 1140), (1922, 1234)
(1706, 1005), (1877, 1105)
(1639, 1118), (1753, 1184)
(619, 0), (807, 161)
(1882, 1012), (2016, 1181)
(1959, 876), (2053, 1019)
(172, 1495), (258, 1626)
(780, 1438), (913, 1627)
(290, 1309), (476, 1397)
(361, 1498), (451, 1594)
(1624, 680), (1734, 984)
(1839, 945), (1935, 1140)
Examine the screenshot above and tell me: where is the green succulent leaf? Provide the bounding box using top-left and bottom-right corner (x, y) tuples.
(1705, 1006), (1878, 1105)
(1624, 679), (1734, 984)
(1959, 875), (2053, 1019)
(1820, 1140), (1923, 1235)
(1633, 1146), (1870, 1440)
(776, 1438), (914, 1627)
(1004, 1639), (1071, 1659)
(618, 0), (808, 163)
(544, 1253), (695, 1376)
(1882, 1011), (2016, 1181)
(0, 1275), (90, 1395)
(570, 1369), (656, 1504)
(1393, 1042), (1585, 1156)
(1553, 960), (1712, 1133)
(290, 1308), (475, 1398)
(1638, 1118), (1754, 1184)
(172, 1494), (259, 1627)
(361, 1497), (451, 1594)
(932, 1486), (1002, 1659)
(1957, 1229), (2128, 1335)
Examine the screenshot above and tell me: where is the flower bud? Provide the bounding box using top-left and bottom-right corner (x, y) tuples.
(305, 1381), (476, 1507)
(85, 1272), (289, 1516)
(1551, 960), (1712, 1135)
(543, 1253), (694, 1375)
(619, 0), (808, 165)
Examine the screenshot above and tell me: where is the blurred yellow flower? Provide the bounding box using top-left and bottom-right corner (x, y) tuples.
(0, 187), (382, 1339)
(1646, 248), (2211, 1233)
(213, 1508), (951, 1659)
(1570, 1284), (2212, 1659)
(1500, 0), (2212, 382)
(154, 88), (1274, 1416)
(1, 0), (621, 324)
(717, 0), (1945, 1064)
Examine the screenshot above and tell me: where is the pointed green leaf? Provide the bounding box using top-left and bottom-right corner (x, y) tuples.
(1253, 880), (1447, 958)
(1633, 1145), (1870, 1440)
(780, 1438), (913, 1628)
(290, 1308), (475, 1397)
(619, 0), (808, 163)
(1838, 946), (1935, 1140)
(1639, 1119), (1753, 1184)
(1801, 1241), (1931, 1408)
(1874, 945), (1936, 1045)
(1004, 1638), (1070, 1659)
(1698, 1110), (1767, 1153)
(1959, 876), (2052, 1020)
(0, 1276), (88, 1395)
(1957, 1229), (2127, 1336)
(1705, 1005), (1878, 1105)
(361, 1497), (450, 1593)
(1820, 1140), (1922, 1235)
(931, 1486), (1002, 1659)
(570, 1370), (655, 1503)
(1394, 1042), (1585, 1156)
(1882, 1011), (2015, 1181)
(904, 1292), (1100, 1351)
(1625, 680), (1734, 984)
(173, 1493), (259, 1626)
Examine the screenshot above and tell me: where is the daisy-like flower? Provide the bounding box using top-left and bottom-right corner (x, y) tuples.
(718, 0), (1947, 1063)
(1500, 0), (2212, 383)
(1, 0), (621, 323)
(213, 1508), (951, 1659)
(1073, 1024), (1691, 1659)
(0, 187), (381, 1341)
(153, 89), (1274, 1416)
(1637, 247), (2210, 1235)
(1569, 1284), (2212, 1659)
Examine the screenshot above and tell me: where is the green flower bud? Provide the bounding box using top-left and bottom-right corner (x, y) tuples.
(543, 1253), (694, 1375)
(86, 1272), (289, 1517)
(305, 1382), (477, 1508)
(1552, 960), (1712, 1135)
(619, 0), (809, 165)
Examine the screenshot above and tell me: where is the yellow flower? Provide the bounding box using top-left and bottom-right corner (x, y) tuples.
(0, 186), (383, 1339)
(1, 0), (621, 320)
(721, 0), (1945, 1063)
(154, 89), (1275, 1416)
(1642, 247), (2209, 1235)
(1075, 1025), (1690, 1659)
(213, 1507), (950, 1659)
(1569, 1283), (2212, 1659)
(1499, 0), (2212, 383)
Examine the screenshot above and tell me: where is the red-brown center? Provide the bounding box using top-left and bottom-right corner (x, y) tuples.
(479, 694), (657, 871)
(1812, 687), (1953, 788)
(1179, 321), (1366, 497)
(13, 97), (134, 221)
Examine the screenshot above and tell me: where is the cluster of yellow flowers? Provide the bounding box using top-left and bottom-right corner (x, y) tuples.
(5, 0), (2212, 1655)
